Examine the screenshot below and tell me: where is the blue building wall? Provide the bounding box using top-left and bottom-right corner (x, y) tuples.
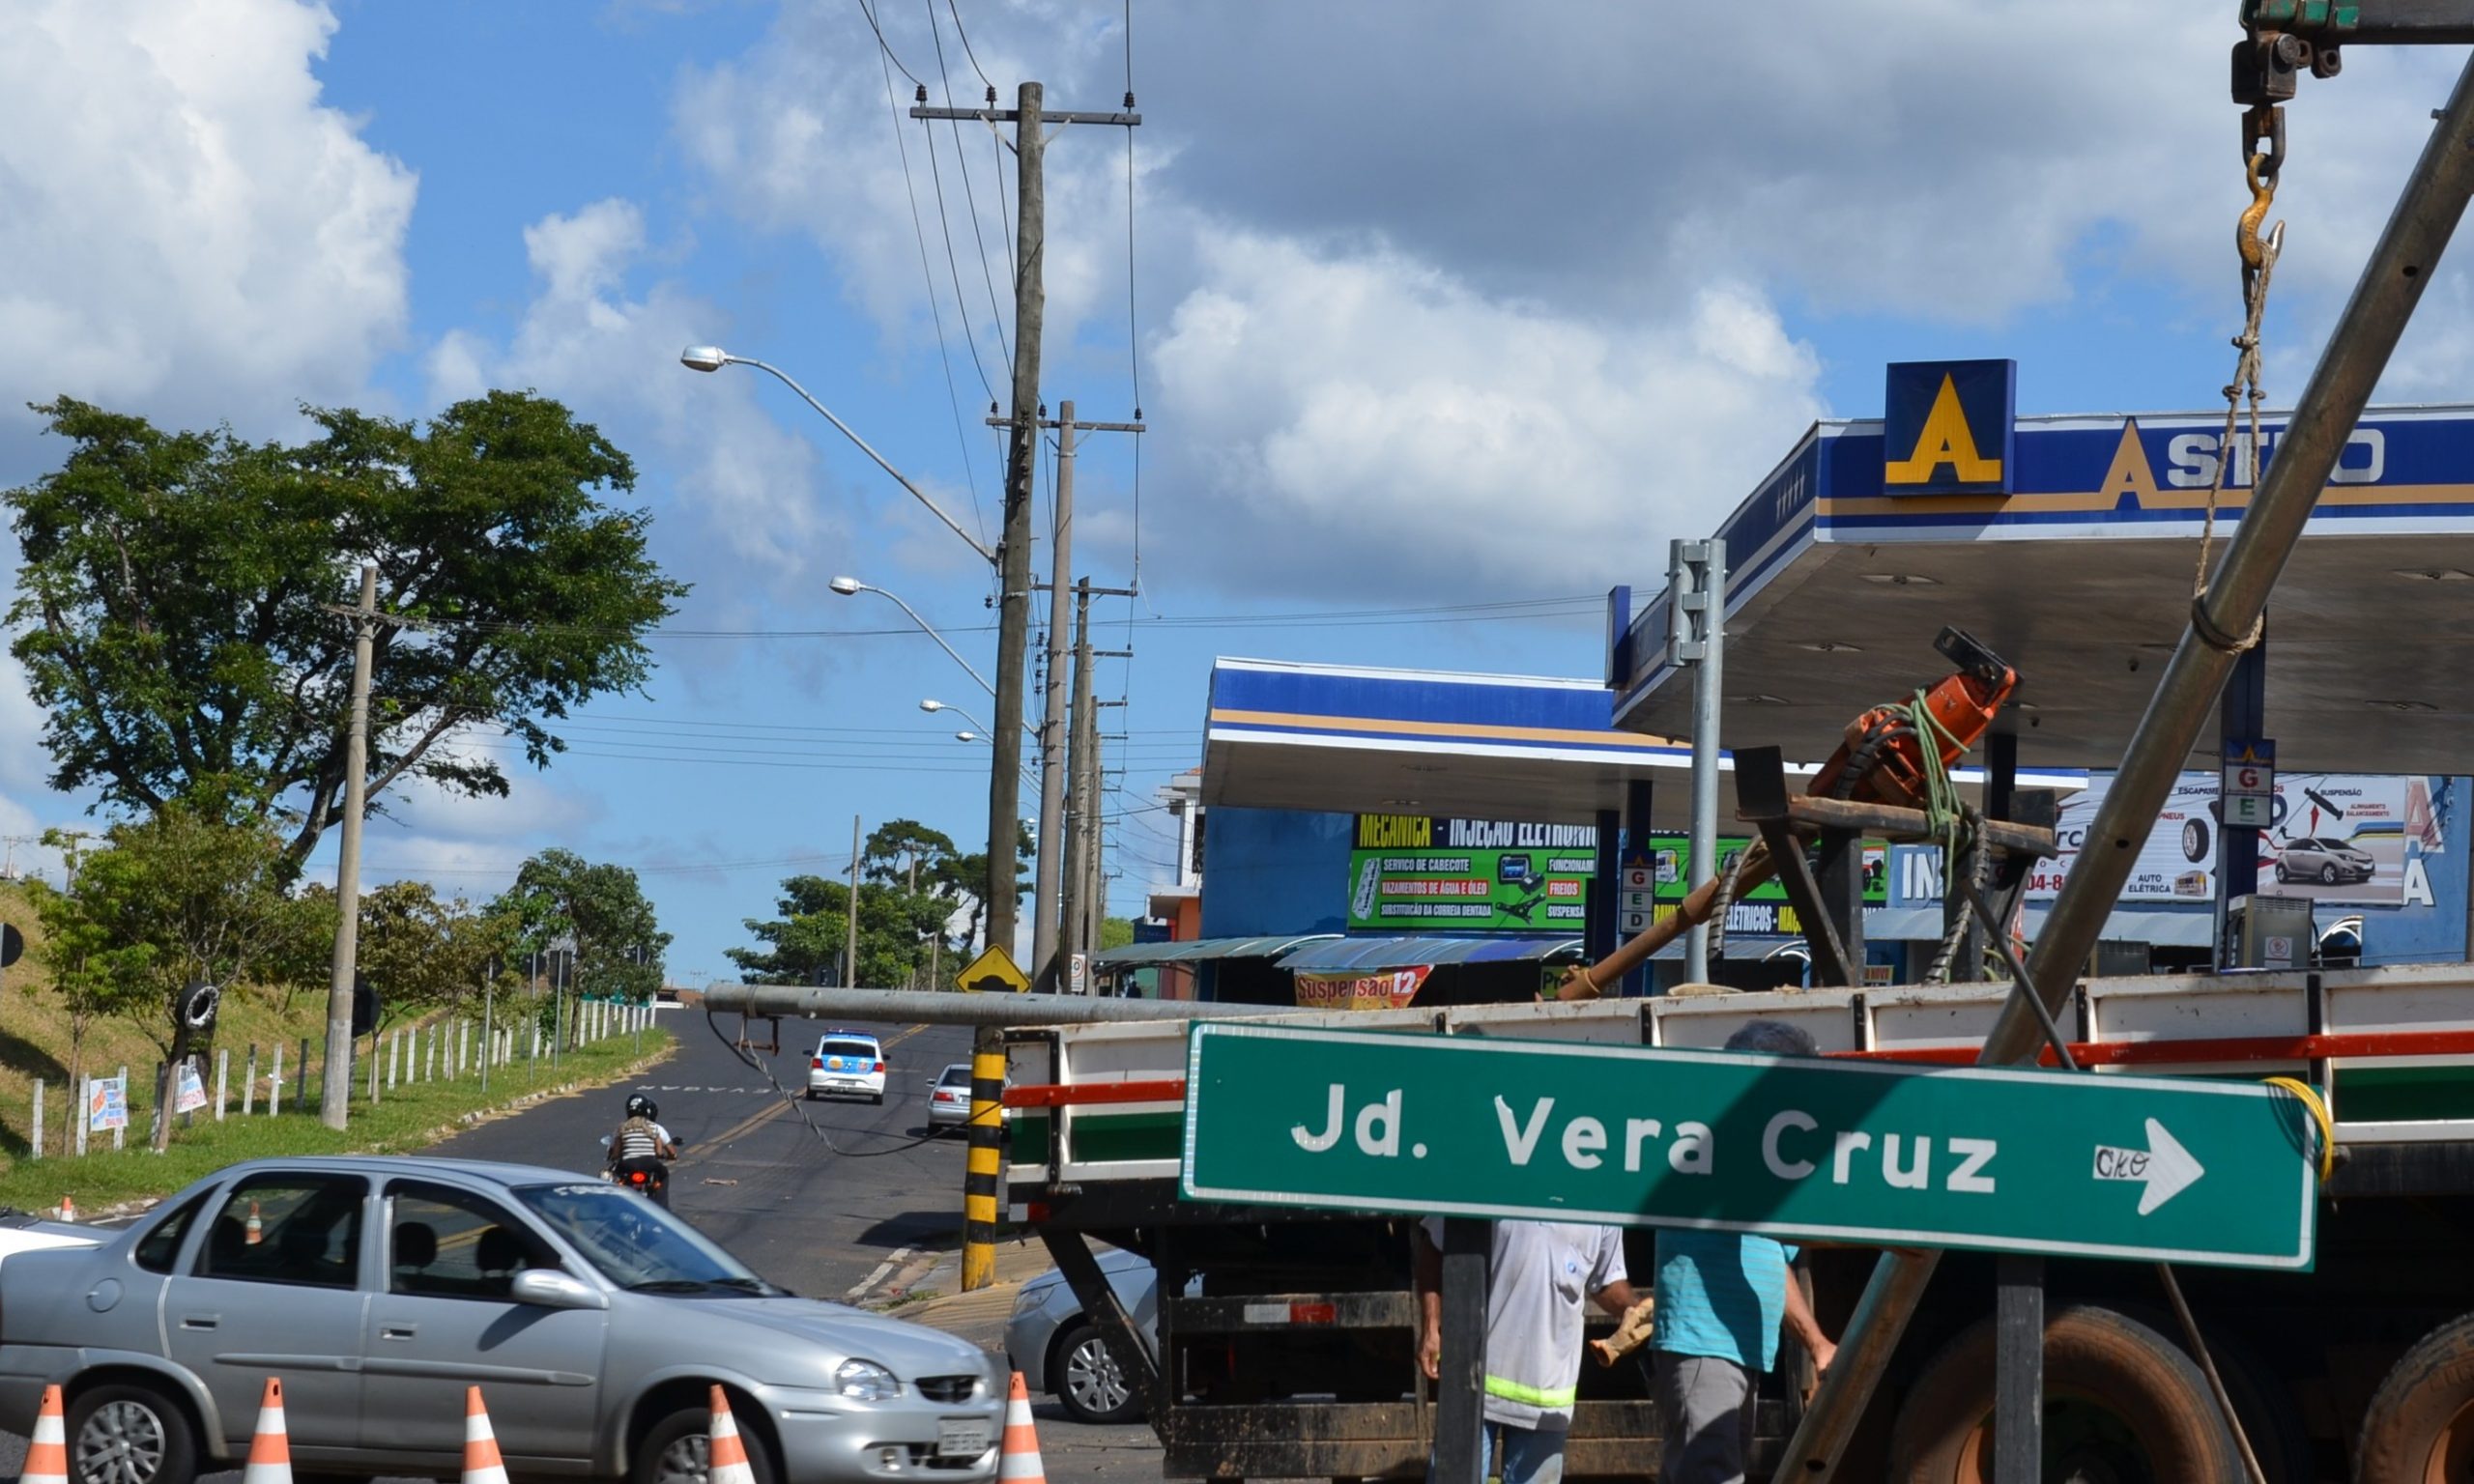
(1198, 807), (1354, 938)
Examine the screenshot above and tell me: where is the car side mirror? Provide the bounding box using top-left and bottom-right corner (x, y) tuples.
(510, 1269), (610, 1311)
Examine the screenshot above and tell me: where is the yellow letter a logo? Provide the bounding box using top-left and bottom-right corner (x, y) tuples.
(1884, 374), (2001, 485)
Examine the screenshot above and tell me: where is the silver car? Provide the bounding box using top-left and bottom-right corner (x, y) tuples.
(0, 1156), (1004, 1484)
(1002, 1248), (1161, 1425)
(2277, 836), (2376, 885)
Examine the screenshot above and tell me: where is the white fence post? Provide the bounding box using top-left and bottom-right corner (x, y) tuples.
(268, 1045), (283, 1117)
(30, 1079), (43, 1160)
(216, 1049), (229, 1122)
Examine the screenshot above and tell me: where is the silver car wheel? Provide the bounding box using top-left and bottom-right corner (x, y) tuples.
(1066, 1333), (1133, 1416)
(652, 1431), (711, 1484)
(76, 1398), (168, 1484)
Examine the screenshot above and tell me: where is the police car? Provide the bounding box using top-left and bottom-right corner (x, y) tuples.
(806, 1030), (888, 1103)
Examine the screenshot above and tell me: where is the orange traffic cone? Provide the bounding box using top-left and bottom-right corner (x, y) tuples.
(56, 1195), (72, 1222)
(707, 1385), (757, 1484)
(21, 1384), (68, 1484)
(243, 1377), (290, 1484)
(463, 1386), (508, 1484)
(999, 1372), (1046, 1484)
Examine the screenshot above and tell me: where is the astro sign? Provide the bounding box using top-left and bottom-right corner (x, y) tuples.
(1883, 359), (2016, 496)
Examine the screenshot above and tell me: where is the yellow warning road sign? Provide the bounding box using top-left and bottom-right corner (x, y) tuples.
(957, 945), (1029, 994)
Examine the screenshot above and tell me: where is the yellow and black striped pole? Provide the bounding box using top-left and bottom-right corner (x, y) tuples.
(961, 1025), (1007, 1290)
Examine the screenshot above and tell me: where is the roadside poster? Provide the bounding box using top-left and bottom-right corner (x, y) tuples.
(1346, 815), (1595, 932)
(87, 1075), (128, 1132)
(1294, 965), (1431, 1012)
(2031, 772), (2431, 905)
(174, 1059), (209, 1114)
(1638, 834), (1887, 936)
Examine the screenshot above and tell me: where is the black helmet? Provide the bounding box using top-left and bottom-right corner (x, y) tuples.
(625, 1093), (653, 1119)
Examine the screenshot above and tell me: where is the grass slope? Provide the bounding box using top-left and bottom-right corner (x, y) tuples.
(0, 881), (672, 1211)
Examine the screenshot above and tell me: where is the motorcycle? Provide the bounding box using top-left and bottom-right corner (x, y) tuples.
(598, 1134), (681, 1209)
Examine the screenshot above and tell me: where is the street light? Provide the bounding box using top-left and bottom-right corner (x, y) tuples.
(680, 347), (996, 566)
(954, 729), (986, 745)
(832, 578), (1001, 700)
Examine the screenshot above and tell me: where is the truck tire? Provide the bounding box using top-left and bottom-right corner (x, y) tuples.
(2354, 1310), (2474, 1482)
(1886, 1303), (2241, 1484)
(2108, 1300), (2314, 1484)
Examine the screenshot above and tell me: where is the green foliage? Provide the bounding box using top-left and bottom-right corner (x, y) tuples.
(489, 848), (668, 1004)
(5, 392), (689, 866)
(941, 820), (1034, 952)
(1099, 916), (1137, 952)
(334, 880), (519, 1030)
(729, 863), (962, 990)
(40, 805), (336, 1150)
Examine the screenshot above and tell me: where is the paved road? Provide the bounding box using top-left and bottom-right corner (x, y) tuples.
(432, 1007), (983, 1301)
(0, 1007), (1169, 1483)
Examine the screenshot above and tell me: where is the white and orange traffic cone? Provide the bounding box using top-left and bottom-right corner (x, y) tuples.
(999, 1372), (1046, 1484)
(706, 1385), (757, 1484)
(243, 1377), (291, 1484)
(463, 1386), (509, 1484)
(56, 1195), (72, 1222)
(22, 1384), (68, 1484)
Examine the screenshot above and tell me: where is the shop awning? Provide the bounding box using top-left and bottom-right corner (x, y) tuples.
(1090, 933), (1341, 968)
(1278, 935), (1586, 973)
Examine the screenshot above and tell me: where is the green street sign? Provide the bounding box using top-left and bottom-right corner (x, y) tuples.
(1182, 1022), (2318, 1270)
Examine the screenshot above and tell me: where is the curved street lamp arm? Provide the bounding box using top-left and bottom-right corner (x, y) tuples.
(729, 355), (1000, 567)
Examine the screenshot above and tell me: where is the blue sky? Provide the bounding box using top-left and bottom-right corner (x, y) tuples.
(4, 2), (2471, 984)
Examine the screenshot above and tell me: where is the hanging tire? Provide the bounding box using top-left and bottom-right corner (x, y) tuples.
(632, 1396), (778, 1484)
(1886, 1303), (2241, 1484)
(1051, 1320), (1146, 1424)
(66, 1382), (198, 1484)
(2354, 1310), (2474, 1483)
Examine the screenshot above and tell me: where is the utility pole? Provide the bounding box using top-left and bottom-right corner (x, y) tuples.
(320, 564), (378, 1131)
(916, 79), (1139, 1295)
(997, 400), (1144, 991)
(1063, 585), (1136, 974)
(847, 814), (862, 990)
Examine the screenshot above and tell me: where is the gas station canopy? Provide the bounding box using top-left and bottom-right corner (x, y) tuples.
(1202, 657), (2079, 827)
(1610, 400), (2474, 774)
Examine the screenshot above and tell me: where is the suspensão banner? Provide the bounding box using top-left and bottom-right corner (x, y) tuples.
(1293, 966), (1432, 1012)
(1346, 815), (1596, 932)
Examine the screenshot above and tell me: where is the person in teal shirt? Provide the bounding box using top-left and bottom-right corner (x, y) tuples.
(1652, 1022), (1838, 1484)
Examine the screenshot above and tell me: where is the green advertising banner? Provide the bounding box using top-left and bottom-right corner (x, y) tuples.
(1646, 834), (1890, 905)
(1183, 1022), (2319, 1270)
(1347, 815), (1596, 933)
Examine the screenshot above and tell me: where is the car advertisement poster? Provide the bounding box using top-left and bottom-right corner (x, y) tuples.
(1294, 965), (1431, 1012)
(2029, 772), (2437, 904)
(1347, 814), (1596, 932)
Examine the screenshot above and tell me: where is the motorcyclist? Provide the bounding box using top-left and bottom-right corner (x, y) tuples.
(607, 1094), (678, 1207)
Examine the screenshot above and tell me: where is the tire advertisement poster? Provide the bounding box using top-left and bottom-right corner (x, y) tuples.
(1346, 814), (1596, 932)
(2028, 772), (2438, 904)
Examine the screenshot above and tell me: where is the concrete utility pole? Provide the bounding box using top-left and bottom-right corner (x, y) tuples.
(1060, 579), (1093, 976)
(846, 814), (862, 990)
(1031, 400), (1074, 991)
(998, 401), (1143, 989)
(914, 79), (1139, 1295)
(320, 564), (378, 1131)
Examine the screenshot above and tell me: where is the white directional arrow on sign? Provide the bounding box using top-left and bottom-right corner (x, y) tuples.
(2092, 1118), (2207, 1215)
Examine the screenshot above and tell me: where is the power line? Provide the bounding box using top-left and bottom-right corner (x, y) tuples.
(924, 0), (1012, 377)
(850, 0), (922, 87)
(943, 0), (995, 92)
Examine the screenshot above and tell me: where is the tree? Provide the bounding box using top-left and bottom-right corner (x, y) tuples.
(490, 848), (669, 1005)
(730, 872), (957, 989)
(346, 880), (513, 1032)
(58, 804), (332, 1151)
(28, 839), (157, 1121)
(1099, 916), (1136, 952)
(5, 392), (689, 868)
(939, 821), (1034, 954)
(865, 818), (958, 890)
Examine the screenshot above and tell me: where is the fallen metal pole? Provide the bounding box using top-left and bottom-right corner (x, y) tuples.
(1772, 47), (2474, 1480)
(695, 985), (1310, 1026)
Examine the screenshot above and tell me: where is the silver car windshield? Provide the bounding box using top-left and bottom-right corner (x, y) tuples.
(512, 1183), (789, 1297)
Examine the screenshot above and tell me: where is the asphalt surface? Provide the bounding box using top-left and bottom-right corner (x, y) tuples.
(431, 1007), (984, 1301)
(0, 1007), (1167, 1483)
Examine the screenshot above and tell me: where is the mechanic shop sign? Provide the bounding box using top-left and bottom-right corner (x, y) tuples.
(1347, 814), (1595, 932)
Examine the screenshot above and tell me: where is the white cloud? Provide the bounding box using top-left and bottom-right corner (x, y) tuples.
(1142, 232), (1822, 593)
(0, 0), (414, 476)
(424, 198), (838, 589)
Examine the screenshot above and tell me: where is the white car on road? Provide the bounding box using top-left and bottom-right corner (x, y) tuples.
(807, 1031), (887, 1103)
